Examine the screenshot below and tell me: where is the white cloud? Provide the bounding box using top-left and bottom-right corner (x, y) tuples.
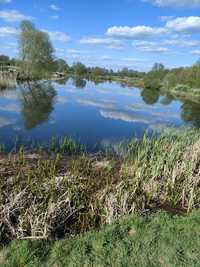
(0, 0), (12, 3)
(80, 37), (120, 45)
(77, 99), (116, 109)
(50, 4), (60, 11)
(100, 109), (149, 124)
(106, 26), (167, 39)
(191, 50), (200, 55)
(0, 10), (32, 22)
(133, 41), (169, 53)
(0, 26), (18, 37)
(43, 30), (70, 42)
(80, 37), (123, 49)
(163, 39), (200, 47)
(166, 17), (200, 34)
(148, 0), (200, 8)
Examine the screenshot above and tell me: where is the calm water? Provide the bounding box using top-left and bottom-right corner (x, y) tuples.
(0, 77), (199, 150)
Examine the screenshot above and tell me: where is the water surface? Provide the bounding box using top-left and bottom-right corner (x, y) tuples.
(0, 77), (199, 150)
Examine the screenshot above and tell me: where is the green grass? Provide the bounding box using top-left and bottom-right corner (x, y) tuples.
(1, 210), (200, 267)
(161, 84), (200, 103)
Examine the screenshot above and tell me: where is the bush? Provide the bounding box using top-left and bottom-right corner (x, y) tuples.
(172, 84), (191, 92)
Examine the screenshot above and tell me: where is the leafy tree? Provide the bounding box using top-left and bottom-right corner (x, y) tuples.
(19, 20), (55, 78)
(144, 63), (167, 90)
(72, 62), (87, 75)
(54, 59), (69, 73)
(152, 63), (165, 72)
(195, 58), (200, 67)
(163, 73), (177, 89)
(0, 55), (10, 64)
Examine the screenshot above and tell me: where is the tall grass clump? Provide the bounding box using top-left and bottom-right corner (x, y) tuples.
(103, 128), (200, 221)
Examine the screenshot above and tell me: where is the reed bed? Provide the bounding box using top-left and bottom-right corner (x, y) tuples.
(1, 129), (200, 244)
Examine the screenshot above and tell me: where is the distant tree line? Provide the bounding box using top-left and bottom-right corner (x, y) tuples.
(144, 61), (200, 91)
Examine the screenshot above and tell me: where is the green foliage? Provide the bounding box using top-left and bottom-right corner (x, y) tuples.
(54, 58), (69, 73)
(2, 211), (200, 267)
(72, 62), (87, 75)
(163, 72), (178, 89)
(144, 63), (167, 90)
(19, 20), (55, 79)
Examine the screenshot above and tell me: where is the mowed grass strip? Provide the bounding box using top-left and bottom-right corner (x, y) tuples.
(1, 210), (200, 267)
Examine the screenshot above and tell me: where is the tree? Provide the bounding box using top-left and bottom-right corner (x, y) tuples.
(72, 62), (87, 75)
(195, 58), (200, 67)
(163, 73), (177, 89)
(54, 59), (69, 73)
(0, 55), (10, 64)
(19, 20), (55, 78)
(152, 63), (165, 72)
(144, 63), (167, 90)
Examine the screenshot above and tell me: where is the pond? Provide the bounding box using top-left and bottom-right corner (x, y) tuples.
(0, 77), (199, 151)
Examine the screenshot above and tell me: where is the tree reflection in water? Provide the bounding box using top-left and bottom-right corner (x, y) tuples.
(160, 94), (173, 105)
(72, 77), (87, 89)
(141, 88), (159, 105)
(54, 77), (70, 85)
(20, 81), (56, 129)
(181, 101), (200, 128)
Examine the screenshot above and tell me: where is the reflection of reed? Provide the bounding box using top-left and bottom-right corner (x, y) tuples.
(0, 70), (17, 90)
(0, 79), (17, 90)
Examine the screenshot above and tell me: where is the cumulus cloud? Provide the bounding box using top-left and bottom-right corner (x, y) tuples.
(163, 39), (200, 47)
(106, 16), (200, 43)
(50, 4), (60, 11)
(106, 25), (167, 39)
(80, 37), (123, 49)
(0, 26), (18, 37)
(100, 109), (149, 124)
(0, 10), (32, 22)
(148, 0), (200, 8)
(77, 99), (116, 109)
(133, 41), (169, 53)
(43, 30), (70, 42)
(166, 16), (200, 34)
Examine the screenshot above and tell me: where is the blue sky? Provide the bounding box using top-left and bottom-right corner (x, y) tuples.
(1, 0), (200, 71)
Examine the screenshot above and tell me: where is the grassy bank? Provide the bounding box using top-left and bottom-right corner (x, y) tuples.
(1, 128), (200, 245)
(160, 84), (200, 104)
(1, 210), (200, 267)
